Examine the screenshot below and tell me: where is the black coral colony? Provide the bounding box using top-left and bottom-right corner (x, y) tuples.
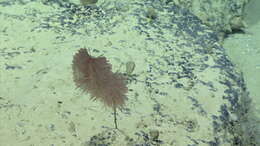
(72, 48), (128, 128)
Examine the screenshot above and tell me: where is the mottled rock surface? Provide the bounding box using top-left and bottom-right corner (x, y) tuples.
(0, 0), (254, 145)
